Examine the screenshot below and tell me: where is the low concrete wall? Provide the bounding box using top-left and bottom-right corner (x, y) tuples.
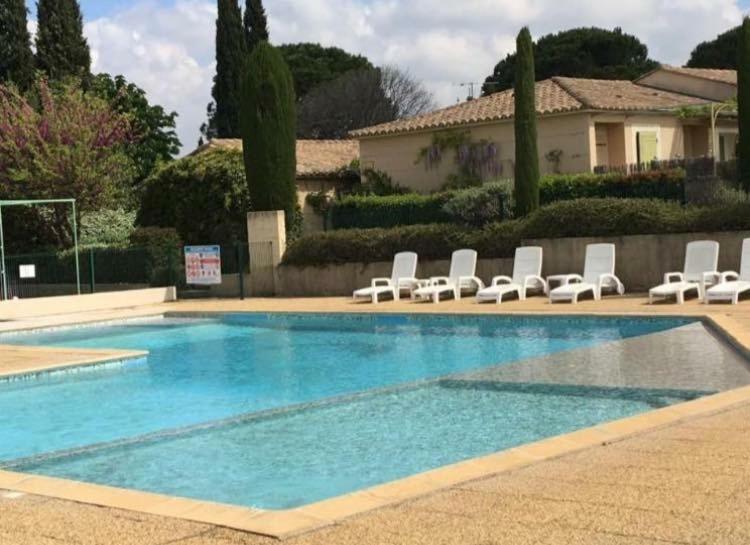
(0, 287), (177, 320)
(277, 231), (750, 296)
(525, 231), (750, 291)
(277, 259), (514, 297)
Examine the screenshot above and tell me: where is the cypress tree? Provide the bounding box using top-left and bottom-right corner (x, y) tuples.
(738, 17), (750, 192)
(244, 0), (269, 52)
(212, 0), (246, 138)
(240, 42), (297, 223)
(0, 0), (35, 90)
(36, 0), (91, 81)
(513, 27), (540, 216)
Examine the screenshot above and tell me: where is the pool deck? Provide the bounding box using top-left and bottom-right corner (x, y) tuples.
(2, 294), (750, 544)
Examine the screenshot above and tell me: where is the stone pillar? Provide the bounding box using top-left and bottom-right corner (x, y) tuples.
(247, 211), (286, 296)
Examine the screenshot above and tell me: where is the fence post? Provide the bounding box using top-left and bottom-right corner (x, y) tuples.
(236, 242), (245, 300)
(167, 247), (175, 287)
(88, 248), (96, 294)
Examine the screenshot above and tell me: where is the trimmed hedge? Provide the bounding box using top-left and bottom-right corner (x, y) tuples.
(330, 193), (452, 229)
(539, 170), (685, 204)
(328, 170), (685, 231)
(283, 198), (750, 266)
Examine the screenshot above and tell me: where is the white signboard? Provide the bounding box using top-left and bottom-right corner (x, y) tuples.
(184, 245), (222, 285)
(19, 264), (36, 279)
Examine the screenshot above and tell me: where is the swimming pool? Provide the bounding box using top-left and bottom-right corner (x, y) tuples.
(0, 313), (741, 509)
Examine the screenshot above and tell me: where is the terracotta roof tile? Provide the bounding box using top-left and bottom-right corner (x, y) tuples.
(190, 139), (359, 178)
(647, 65), (737, 86)
(552, 77), (708, 110)
(352, 77), (710, 138)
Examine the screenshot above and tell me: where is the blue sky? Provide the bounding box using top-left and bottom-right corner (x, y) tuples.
(24, 1), (749, 151)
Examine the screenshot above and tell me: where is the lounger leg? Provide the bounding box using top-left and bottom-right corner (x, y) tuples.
(373, 293), (378, 304)
(455, 288), (461, 300)
(394, 288), (399, 302)
(519, 288), (526, 301)
(648, 292), (654, 305)
(677, 290), (684, 305)
(433, 292), (439, 304)
(734, 293), (740, 305)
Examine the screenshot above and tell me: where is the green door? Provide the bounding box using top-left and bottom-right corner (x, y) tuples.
(637, 131), (658, 164)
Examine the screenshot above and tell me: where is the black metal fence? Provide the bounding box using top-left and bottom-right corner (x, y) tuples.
(0, 241), (251, 301)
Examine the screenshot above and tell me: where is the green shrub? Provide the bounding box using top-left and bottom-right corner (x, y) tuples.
(329, 171), (684, 231)
(284, 198), (750, 266)
(521, 198), (688, 239)
(442, 180), (513, 226)
(80, 209), (136, 248)
(330, 193), (452, 229)
(539, 170), (684, 204)
(283, 223), (473, 265)
(137, 149), (249, 245)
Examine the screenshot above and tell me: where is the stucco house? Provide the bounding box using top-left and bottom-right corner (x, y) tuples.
(191, 138), (359, 232)
(351, 66), (739, 193)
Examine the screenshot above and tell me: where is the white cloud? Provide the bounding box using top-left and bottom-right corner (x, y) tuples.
(68, 0), (746, 153)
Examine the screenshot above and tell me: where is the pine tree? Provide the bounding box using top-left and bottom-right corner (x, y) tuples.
(0, 0), (35, 90)
(244, 0), (269, 52)
(239, 42), (297, 223)
(738, 18), (750, 192)
(513, 27), (540, 216)
(211, 0), (246, 138)
(36, 0), (91, 81)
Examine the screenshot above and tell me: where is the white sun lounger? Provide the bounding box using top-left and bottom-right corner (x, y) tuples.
(413, 249), (484, 303)
(476, 246), (547, 303)
(649, 240), (720, 304)
(352, 252), (419, 303)
(706, 238), (750, 305)
(549, 243), (624, 303)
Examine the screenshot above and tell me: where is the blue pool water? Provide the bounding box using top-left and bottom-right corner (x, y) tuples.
(0, 313), (701, 508)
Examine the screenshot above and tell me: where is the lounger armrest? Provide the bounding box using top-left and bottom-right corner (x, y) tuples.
(523, 275), (548, 293)
(702, 271), (721, 286)
(396, 277), (420, 289)
(720, 271), (740, 282)
(429, 276), (451, 286)
(371, 278), (392, 288)
(491, 275), (513, 287)
(459, 276), (485, 290)
(565, 274), (584, 284)
(598, 273), (625, 295)
(664, 272), (683, 284)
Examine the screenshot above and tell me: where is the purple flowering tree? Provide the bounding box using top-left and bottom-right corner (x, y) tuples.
(0, 78), (133, 247)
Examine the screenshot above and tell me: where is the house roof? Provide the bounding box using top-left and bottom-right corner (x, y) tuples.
(351, 77), (711, 138)
(190, 139), (359, 178)
(638, 65), (737, 86)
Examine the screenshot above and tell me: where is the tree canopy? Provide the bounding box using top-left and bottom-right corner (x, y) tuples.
(244, 0), (269, 52)
(297, 66), (434, 139)
(35, 0), (91, 81)
(208, 0), (247, 139)
(514, 27), (540, 216)
(0, 0), (35, 91)
(90, 73), (181, 185)
(240, 42), (297, 223)
(137, 148), (249, 245)
(278, 43), (373, 99)
(0, 77), (133, 248)
(687, 26), (739, 69)
(738, 19), (750, 191)
(482, 27), (658, 94)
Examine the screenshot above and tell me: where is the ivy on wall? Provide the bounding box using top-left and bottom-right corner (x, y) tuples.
(416, 130), (502, 189)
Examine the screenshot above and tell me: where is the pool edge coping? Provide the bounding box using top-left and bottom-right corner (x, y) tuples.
(0, 305), (749, 539)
